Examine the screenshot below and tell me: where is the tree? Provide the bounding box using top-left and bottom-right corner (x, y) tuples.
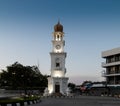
(68, 82), (76, 92)
(81, 80), (92, 86)
(0, 62), (48, 93)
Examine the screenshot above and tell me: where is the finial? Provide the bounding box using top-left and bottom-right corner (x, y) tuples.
(58, 19), (60, 24)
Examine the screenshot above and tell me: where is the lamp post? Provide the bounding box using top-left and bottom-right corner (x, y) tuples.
(21, 75), (27, 94)
(12, 72), (16, 89)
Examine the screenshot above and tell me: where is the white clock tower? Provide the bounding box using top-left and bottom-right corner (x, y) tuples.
(48, 21), (69, 95)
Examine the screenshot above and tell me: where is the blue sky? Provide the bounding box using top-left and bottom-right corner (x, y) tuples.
(0, 0), (120, 84)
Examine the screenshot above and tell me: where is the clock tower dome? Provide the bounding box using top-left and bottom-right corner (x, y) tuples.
(47, 21), (69, 95)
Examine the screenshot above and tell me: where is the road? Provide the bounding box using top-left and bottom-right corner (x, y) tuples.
(31, 96), (120, 106)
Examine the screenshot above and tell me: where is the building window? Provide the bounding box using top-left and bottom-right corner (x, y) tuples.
(118, 55), (120, 61)
(115, 54), (120, 62)
(110, 66), (115, 74)
(119, 65), (120, 72)
(106, 56), (116, 63)
(111, 56), (115, 62)
(106, 57), (112, 63)
(115, 55), (119, 61)
(108, 77), (115, 84)
(107, 66), (115, 74)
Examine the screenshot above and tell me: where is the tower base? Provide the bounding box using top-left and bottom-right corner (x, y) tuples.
(47, 77), (68, 95)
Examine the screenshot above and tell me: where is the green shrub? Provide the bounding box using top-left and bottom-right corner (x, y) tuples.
(0, 95), (40, 104)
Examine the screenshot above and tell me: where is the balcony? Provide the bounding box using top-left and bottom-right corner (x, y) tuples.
(107, 80), (120, 85)
(102, 72), (120, 77)
(101, 70), (120, 77)
(102, 61), (120, 67)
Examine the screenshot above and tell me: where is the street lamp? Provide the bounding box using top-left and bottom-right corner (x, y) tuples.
(21, 75), (27, 94)
(12, 72), (16, 89)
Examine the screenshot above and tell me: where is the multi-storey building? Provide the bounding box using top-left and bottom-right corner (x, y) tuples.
(102, 47), (120, 86)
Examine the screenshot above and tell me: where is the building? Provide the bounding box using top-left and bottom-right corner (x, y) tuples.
(47, 22), (69, 95)
(102, 47), (120, 86)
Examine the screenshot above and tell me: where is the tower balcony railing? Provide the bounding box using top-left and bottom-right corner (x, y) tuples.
(55, 67), (62, 70)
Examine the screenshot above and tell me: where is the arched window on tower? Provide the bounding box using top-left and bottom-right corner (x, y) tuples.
(56, 34), (62, 41)
(56, 63), (60, 67)
(57, 35), (59, 39)
(56, 35), (59, 41)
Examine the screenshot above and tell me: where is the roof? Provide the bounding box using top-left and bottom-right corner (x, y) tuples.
(54, 21), (63, 32)
(102, 47), (120, 58)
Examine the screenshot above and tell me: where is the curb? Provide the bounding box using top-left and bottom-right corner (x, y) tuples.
(0, 99), (41, 106)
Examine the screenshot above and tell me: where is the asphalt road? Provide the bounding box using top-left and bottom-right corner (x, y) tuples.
(31, 96), (120, 106)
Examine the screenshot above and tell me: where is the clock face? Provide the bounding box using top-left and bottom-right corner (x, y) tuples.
(56, 45), (61, 50)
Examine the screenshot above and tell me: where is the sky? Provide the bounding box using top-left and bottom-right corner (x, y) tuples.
(0, 0), (120, 84)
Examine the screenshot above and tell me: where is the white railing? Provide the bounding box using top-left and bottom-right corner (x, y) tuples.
(102, 61), (120, 67)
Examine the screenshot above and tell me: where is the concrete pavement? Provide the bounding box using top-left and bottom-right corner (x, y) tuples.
(31, 96), (120, 106)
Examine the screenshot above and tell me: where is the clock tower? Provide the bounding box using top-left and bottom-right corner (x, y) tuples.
(48, 21), (69, 95)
